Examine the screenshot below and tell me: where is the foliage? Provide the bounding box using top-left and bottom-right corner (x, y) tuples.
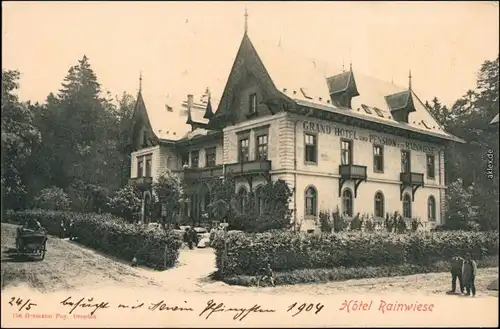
(445, 178), (476, 230)
(153, 169), (184, 227)
(107, 184), (141, 222)
(1, 69), (42, 211)
(212, 230), (499, 277)
(6, 210), (182, 269)
(66, 179), (109, 213)
(221, 256), (499, 287)
(33, 186), (71, 211)
(428, 56), (499, 231)
(319, 210), (333, 233)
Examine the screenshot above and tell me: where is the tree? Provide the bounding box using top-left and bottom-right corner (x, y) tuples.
(152, 169), (184, 228)
(34, 186), (71, 211)
(1, 69), (41, 211)
(107, 184), (141, 222)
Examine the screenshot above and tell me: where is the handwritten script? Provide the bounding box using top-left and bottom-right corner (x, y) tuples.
(7, 296), (324, 322)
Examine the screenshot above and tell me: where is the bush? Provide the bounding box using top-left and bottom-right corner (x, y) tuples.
(221, 256), (499, 287)
(213, 229), (499, 277)
(6, 209), (182, 270)
(34, 186), (71, 211)
(107, 184), (141, 222)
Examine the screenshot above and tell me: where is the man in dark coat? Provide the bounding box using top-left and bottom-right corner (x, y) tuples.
(462, 252), (477, 297)
(450, 255), (464, 293)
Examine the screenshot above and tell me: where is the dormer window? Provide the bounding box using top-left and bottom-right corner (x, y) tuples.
(249, 93), (257, 114)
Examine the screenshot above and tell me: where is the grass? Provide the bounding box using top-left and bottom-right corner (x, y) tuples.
(220, 256), (499, 287)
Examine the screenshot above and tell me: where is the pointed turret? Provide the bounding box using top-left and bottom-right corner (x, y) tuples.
(203, 87), (214, 119)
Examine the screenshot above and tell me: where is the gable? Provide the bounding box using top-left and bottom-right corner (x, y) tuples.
(210, 34), (291, 128)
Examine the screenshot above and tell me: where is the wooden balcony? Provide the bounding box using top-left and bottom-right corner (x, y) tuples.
(225, 160), (271, 176)
(128, 176), (153, 190)
(400, 172), (424, 201)
(184, 165), (224, 181)
(338, 164), (367, 198)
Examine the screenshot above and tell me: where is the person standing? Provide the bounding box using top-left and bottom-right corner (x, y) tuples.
(184, 227), (194, 250)
(449, 255), (464, 293)
(462, 252), (478, 297)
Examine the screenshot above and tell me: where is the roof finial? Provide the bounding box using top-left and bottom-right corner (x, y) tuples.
(244, 5), (248, 34)
(206, 86), (211, 99)
(408, 69), (412, 90)
(139, 70), (143, 92)
(349, 61), (353, 72)
(342, 58), (345, 72)
(278, 34), (282, 47)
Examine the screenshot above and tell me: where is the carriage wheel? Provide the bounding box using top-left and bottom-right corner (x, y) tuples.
(40, 241), (47, 261)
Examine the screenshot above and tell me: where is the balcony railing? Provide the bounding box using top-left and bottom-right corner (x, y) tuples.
(128, 176), (153, 190)
(225, 160), (272, 176)
(338, 164), (367, 198)
(184, 165), (224, 181)
(339, 164), (367, 180)
(400, 172), (424, 186)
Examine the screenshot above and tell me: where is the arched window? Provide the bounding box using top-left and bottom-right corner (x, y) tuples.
(304, 186), (317, 216)
(374, 192), (384, 218)
(403, 194), (412, 218)
(428, 196), (436, 221)
(237, 187), (248, 214)
(255, 186), (265, 215)
(342, 189), (353, 217)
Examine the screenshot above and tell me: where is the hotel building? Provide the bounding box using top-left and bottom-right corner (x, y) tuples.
(129, 20), (464, 231)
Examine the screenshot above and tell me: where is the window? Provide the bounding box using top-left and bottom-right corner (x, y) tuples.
(374, 192), (384, 218)
(403, 194), (412, 218)
(191, 150), (200, 168)
(426, 154), (435, 179)
(181, 153), (189, 167)
(142, 131), (148, 147)
(237, 187), (248, 214)
(238, 138), (249, 162)
(401, 150), (411, 173)
(304, 186), (317, 216)
(305, 134), (317, 163)
(256, 135), (268, 160)
(145, 154), (152, 177)
(361, 104), (372, 114)
(342, 189), (353, 217)
(373, 145), (384, 172)
(205, 147), (216, 167)
(428, 196), (436, 221)
(374, 107), (384, 117)
(256, 186), (265, 215)
(249, 93), (257, 114)
(341, 140), (352, 165)
(137, 157), (144, 177)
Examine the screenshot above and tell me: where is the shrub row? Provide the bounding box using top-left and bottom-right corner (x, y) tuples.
(211, 230), (499, 277)
(221, 256), (499, 287)
(5, 210), (182, 270)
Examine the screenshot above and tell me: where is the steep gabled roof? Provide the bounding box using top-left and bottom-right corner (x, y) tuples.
(232, 33), (460, 142)
(136, 89), (219, 141)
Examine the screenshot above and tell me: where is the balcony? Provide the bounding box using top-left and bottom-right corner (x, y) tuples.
(400, 172), (424, 201)
(225, 160), (272, 176)
(338, 164), (367, 198)
(184, 165), (224, 181)
(128, 176), (153, 190)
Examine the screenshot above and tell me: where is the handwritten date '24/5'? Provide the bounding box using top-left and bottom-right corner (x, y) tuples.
(287, 302), (324, 317)
(9, 297), (37, 312)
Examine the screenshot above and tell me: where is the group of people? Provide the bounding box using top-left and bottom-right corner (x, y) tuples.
(182, 227), (199, 250)
(59, 219), (75, 240)
(450, 252), (478, 297)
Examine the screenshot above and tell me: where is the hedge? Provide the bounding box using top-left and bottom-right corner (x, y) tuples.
(211, 230), (499, 277)
(4, 209), (182, 270)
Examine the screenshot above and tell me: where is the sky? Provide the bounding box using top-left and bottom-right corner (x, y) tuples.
(2, 1), (499, 107)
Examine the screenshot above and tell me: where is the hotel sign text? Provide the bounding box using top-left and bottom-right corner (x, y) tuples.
(302, 121), (435, 153)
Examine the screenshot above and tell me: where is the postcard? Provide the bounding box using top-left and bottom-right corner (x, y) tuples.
(1, 1), (499, 327)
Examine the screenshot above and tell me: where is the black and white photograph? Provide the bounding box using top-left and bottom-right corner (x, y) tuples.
(1, 1), (499, 327)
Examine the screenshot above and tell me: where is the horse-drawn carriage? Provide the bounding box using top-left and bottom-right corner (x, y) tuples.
(15, 227), (48, 261)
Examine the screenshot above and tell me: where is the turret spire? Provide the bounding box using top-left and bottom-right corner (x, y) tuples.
(408, 69), (412, 90)
(244, 6), (248, 34)
(139, 71), (143, 92)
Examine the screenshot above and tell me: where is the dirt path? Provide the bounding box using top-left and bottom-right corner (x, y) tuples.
(2, 223), (498, 298)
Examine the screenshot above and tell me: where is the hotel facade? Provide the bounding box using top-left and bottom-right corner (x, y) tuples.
(129, 27), (464, 232)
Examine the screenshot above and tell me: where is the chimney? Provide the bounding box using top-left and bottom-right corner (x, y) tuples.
(187, 94), (194, 109)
